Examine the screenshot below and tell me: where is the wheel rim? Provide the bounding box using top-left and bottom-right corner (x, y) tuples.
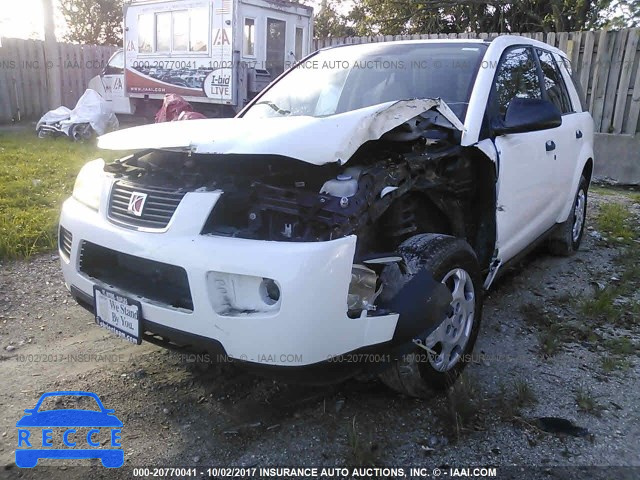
(572, 189), (586, 243)
(424, 268), (475, 372)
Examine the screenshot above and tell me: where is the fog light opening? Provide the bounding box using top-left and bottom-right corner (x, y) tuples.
(260, 278), (281, 305)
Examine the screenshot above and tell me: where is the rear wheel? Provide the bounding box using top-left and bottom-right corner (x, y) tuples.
(378, 234), (483, 397)
(548, 175), (588, 256)
(68, 123), (94, 142)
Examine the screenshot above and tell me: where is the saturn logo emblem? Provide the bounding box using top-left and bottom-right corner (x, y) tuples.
(127, 192), (147, 217)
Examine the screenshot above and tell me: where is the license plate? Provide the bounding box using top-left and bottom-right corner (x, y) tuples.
(94, 286), (142, 345)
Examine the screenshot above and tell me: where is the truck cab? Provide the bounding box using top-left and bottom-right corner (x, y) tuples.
(102, 0), (314, 117)
(88, 50), (136, 115)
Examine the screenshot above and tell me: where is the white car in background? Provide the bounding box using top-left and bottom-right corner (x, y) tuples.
(60, 36), (593, 397)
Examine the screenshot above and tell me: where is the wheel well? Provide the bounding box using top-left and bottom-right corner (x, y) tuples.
(583, 158), (594, 185)
(373, 152), (496, 272)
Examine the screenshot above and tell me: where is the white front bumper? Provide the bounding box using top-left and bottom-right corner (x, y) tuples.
(59, 191), (398, 366)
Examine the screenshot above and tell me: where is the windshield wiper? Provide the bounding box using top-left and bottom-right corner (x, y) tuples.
(254, 101), (291, 116)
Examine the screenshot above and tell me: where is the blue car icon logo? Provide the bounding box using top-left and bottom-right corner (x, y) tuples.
(16, 391), (123, 468)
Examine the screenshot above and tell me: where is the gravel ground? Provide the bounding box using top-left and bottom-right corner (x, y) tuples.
(0, 190), (638, 480)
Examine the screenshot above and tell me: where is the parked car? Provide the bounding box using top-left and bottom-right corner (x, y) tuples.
(59, 36), (594, 396)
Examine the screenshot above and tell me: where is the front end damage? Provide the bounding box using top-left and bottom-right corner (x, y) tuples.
(61, 99), (496, 381)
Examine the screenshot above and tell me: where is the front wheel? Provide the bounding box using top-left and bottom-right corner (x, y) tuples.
(378, 234), (483, 397)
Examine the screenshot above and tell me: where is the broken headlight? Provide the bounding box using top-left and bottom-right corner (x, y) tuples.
(72, 159), (105, 211)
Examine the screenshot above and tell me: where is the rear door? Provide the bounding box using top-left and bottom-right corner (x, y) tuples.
(535, 48), (578, 205)
(490, 46), (562, 262)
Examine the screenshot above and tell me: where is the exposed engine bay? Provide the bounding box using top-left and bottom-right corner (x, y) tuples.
(104, 107), (497, 275)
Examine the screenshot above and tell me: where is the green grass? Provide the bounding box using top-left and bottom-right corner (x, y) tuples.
(497, 378), (538, 419)
(346, 417), (379, 466)
(0, 132), (114, 259)
(601, 355), (630, 372)
(590, 185), (617, 197)
(575, 388), (603, 416)
(596, 203), (635, 242)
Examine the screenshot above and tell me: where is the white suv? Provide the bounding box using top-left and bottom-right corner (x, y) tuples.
(59, 36), (593, 396)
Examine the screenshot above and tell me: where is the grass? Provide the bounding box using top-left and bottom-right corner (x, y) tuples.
(497, 378), (538, 420)
(601, 355), (630, 372)
(596, 203), (635, 243)
(590, 185), (617, 197)
(575, 388), (603, 416)
(0, 131), (115, 259)
(604, 337), (636, 355)
(346, 417), (379, 466)
(443, 374), (485, 439)
(519, 302), (568, 356)
(579, 286), (618, 323)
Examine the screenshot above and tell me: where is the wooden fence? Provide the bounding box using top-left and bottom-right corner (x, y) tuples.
(314, 28), (640, 135)
(0, 37), (116, 123)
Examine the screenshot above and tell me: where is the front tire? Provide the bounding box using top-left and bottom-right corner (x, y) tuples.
(548, 175), (588, 256)
(378, 234), (483, 397)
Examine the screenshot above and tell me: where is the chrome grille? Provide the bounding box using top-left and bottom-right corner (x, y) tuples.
(59, 226), (72, 259)
(108, 182), (186, 229)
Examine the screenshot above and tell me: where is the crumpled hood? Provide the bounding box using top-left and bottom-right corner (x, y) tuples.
(98, 99), (463, 165)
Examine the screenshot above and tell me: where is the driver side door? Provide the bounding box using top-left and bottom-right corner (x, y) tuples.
(491, 46), (563, 263)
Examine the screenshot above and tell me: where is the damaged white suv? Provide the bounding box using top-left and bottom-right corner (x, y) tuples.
(59, 36), (593, 397)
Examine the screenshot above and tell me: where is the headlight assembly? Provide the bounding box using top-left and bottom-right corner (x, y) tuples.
(72, 159), (105, 210)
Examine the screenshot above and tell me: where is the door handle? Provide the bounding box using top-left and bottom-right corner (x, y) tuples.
(576, 130), (583, 139)
(546, 140), (556, 152)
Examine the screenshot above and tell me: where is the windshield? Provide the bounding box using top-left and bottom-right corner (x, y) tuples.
(243, 42), (487, 120)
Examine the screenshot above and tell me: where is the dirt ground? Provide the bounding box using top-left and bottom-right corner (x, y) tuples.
(0, 189), (638, 480)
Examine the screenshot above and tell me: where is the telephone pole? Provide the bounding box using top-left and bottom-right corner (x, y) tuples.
(42, 0), (62, 108)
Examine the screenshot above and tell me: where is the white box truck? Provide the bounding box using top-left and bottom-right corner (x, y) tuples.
(89, 0), (313, 117)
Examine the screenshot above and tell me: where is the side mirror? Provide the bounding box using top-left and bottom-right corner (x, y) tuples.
(493, 97), (562, 135)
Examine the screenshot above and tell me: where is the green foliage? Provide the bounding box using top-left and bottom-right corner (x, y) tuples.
(59, 0), (123, 46)
(328, 0), (639, 37)
(314, 0), (356, 38)
(596, 203), (634, 242)
(0, 132), (107, 259)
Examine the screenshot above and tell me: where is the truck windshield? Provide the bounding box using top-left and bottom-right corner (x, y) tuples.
(243, 42), (487, 120)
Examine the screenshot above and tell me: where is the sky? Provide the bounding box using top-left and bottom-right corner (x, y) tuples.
(0, 0), (69, 40)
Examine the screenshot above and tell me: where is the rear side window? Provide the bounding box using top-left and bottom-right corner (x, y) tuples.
(537, 49), (573, 114)
(558, 56), (587, 111)
(491, 46), (542, 117)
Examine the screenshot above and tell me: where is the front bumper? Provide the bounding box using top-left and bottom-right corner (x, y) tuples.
(59, 191), (401, 370)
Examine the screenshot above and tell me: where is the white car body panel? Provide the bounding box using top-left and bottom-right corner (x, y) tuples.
(60, 184), (399, 366)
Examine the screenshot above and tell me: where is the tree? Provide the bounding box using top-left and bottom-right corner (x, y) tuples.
(314, 0), (356, 38)
(59, 0), (123, 46)
(345, 0), (638, 36)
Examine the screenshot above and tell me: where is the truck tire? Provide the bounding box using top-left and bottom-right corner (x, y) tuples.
(378, 234), (483, 397)
(548, 175), (588, 256)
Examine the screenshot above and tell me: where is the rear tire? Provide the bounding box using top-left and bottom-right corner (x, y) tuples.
(548, 175), (588, 256)
(378, 234), (483, 398)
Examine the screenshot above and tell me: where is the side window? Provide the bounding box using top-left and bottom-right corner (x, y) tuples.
(104, 51), (124, 75)
(138, 14), (154, 53)
(537, 49), (573, 114)
(491, 47), (541, 117)
(243, 18), (255, 56)
(155, 12), (171, 52)
(295, 27), (304, 60)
